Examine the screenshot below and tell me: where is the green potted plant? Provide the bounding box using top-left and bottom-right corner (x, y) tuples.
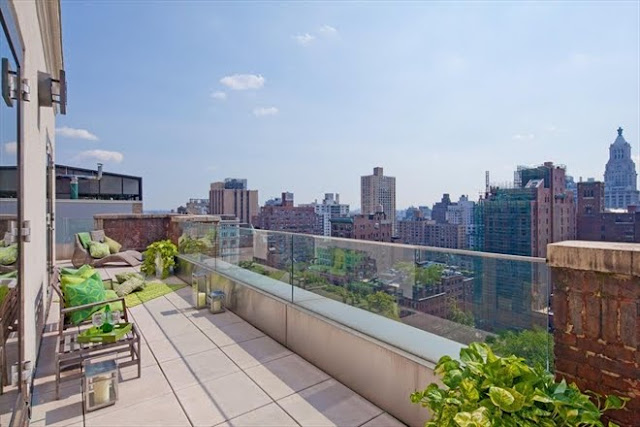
(411, 342), (627, 427)
(141, 240), (178, 279)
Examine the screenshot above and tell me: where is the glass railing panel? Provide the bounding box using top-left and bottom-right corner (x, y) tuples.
(411, 248), (552, 370)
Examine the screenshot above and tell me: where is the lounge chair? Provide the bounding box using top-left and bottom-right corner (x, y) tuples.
(52, 273), (141, 399)
(72, 234), (143, 268)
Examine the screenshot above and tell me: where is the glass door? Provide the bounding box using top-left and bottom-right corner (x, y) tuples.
(0, 4), (26, 424)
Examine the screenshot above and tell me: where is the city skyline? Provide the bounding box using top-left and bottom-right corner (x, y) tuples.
(52, 2), (639, 210)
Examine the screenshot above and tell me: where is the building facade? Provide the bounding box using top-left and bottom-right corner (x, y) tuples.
(352, 212), (393, 242)
(360, 167), (396, 234)
(446, 195), (476, 249)
(576, 180), (640, 242)
(254, 192), (322, 235)
(398, 219), (466, 249)
(432, 194), (452, 224)
(604, 127), (639, 209)
(209, 178), (258, 225)
(476, 162), (575, 257)
(303, 193), (349, 236)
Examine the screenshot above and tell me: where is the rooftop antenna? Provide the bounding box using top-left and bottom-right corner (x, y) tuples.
(485, 171), (490, 193)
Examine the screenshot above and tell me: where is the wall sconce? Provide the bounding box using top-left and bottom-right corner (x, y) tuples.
(38, 69), (67, 114)
(2, 57), (30, 106)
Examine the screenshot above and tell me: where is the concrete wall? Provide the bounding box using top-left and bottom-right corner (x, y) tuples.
(11, 0), (62, 370)
(198, 266), (435, 426)
(548, 241), (640, 426)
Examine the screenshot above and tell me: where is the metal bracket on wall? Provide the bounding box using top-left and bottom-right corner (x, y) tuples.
(37, 69), (66, 114)
(21, 220), (31, 243)
(2, 57), (30, 106)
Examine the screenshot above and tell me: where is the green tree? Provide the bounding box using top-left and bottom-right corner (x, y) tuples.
(447, 297), (475, 327)
(485, 327), (553, 370)
(366, 292), (399, 320)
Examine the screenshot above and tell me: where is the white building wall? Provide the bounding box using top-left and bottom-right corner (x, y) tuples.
(12, 0), (63, 367)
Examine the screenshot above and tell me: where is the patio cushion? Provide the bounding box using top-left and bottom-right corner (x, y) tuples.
(115, 272), (144, 284)
(113, 276), (145, 297)
(105, 236), (122, 254)
(103, 289), (124, 312)
(0, 284), (8, 306)
(77, 232), (92, 249)
(63, 275), (106, 325)
(60, 264), (97, 288)
(0, 244), (18, 265)
(89, 242), (110, 259)
(90, 230), (106, 243)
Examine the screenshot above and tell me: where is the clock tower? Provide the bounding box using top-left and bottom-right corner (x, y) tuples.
(604, 127), (639, 209)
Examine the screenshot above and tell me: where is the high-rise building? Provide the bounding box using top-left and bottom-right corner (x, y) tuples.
(209, 178), (258, 225)
(604, 127), (639, 209)
(360, 167), (396, 234)
(302, 193), (350, 236)
(254, 192), (322, 235)
(475, 162), (575, 257)
(446, 195), (476, 249)
(432, 194), (452, 224)
(576, 180), (640, 242)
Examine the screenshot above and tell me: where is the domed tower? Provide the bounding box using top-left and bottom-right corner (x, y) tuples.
(604, 127), (639, 209)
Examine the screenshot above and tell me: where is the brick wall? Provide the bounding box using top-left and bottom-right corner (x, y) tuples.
(93, 213), (223, 251)
(549, 241), (640, 426)
(94, 214), (175, 251)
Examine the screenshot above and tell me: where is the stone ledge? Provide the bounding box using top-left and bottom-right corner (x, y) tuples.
(548, 240), (640, 277)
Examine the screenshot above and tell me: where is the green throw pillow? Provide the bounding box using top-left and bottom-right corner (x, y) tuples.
(62, 275), (106, 325)
(104, 236), (122, 254)
(113, 276), (145, 297)
(0, 244), (18, 265)
(115, 272), (144, 284)
(60, 265), (98, 289)
(89, 241), (110, 259)
(0, 285), (9, 306)
(103, 290), (124, 312)
(78, 232), (92, 249)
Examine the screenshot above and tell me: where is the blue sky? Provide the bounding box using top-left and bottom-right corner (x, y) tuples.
(55, 1), (639, 211)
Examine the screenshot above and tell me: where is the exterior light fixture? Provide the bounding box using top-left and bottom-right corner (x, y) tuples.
(2, 57), (30, 106)
(37, 69), (67, 114)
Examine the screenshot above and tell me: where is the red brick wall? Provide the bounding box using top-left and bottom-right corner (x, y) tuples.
(552, 267), (639, 426)
(94, 214), (175, 251)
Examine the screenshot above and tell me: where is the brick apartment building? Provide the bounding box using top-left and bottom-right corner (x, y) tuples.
(477, 162), (576, 257)
(398, 271), (473, 319)
(253, 192), (322, 235)
(577, 180), (640, 242)
(397, 218), (466, 249)
(329, 211), (392, 242)
(361, 167), (396, 234)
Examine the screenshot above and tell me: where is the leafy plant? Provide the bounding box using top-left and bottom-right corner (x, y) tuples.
(141, 240), (178, 279)
(366, 291), (399, 319)
(486, 328), (553, 370)
(411, 342), (627, 427)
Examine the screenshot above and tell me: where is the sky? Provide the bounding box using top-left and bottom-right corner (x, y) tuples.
(54, 1), (640, 211)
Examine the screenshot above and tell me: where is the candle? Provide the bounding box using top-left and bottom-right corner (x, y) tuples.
(93, 375), (111, 405)
(198, 292), (206, 308)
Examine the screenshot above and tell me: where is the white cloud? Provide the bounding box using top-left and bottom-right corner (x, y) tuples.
(76, 149), (124, 163)
(220, 74), (265, 90)
(210, 91), (227, 100)
(512, 133), (535, 141)
(293, 33), (315, 46)
(253, 107), (279, 117)
(318, 25), (338, 37)
(56, 126), (99, 141)
(4, 141), (16, 154)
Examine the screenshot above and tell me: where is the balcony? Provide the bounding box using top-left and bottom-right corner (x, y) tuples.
(1, 216), (638, 426)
